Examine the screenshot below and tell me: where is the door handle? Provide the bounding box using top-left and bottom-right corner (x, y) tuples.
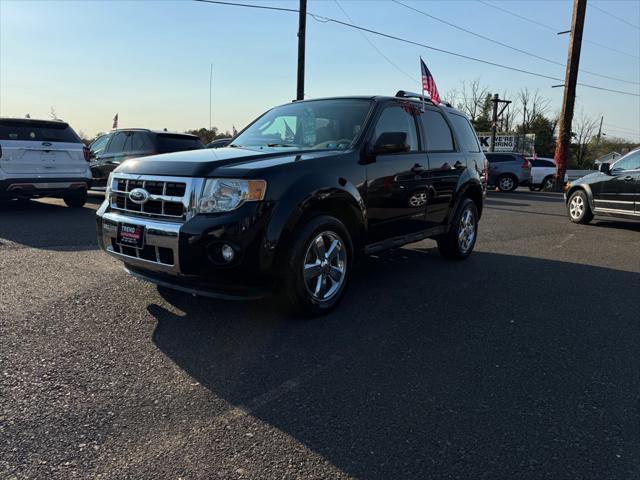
(411, 164), (425, 173)
(624, 176), (633, 181)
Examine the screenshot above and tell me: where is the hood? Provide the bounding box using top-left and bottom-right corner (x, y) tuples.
(114, 146), (346, 177)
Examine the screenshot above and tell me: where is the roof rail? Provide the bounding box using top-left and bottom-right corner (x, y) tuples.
(395, 90), (431, 102)
(395, 90), (453, 108)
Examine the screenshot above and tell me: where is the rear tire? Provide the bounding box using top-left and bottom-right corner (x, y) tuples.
(280, 215), (353, 316)
(541, 176), (555, 191)
(567, 190), (593, 224)
(497, 174), (518, 192)
(437, 198), (478, 261)
(63, 189), (87, 208)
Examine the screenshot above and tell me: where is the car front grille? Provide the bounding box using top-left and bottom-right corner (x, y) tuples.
(109, 174), (198, 221)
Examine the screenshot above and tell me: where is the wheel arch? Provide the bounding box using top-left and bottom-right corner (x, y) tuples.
(566, 183), (595, 210)
(261, 175), (365, 274)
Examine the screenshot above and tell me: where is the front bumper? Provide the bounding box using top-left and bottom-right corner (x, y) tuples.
(96, 200), (275, 298)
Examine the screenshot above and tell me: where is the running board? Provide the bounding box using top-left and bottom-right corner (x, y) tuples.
(364, 226), (447, 254)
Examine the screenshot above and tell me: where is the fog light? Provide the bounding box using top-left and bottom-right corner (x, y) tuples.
(221, 244), (235, 263)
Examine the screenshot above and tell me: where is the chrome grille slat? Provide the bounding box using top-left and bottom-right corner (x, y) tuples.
(109, 173), (201, 222)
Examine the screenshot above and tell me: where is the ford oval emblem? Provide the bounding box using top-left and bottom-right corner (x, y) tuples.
(129, 188), (149, 204)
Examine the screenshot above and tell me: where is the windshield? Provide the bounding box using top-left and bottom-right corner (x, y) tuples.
(232, 99), (373, 150)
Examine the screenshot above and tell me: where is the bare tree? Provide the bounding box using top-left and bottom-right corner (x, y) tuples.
(499, 91), (520, 132)
(49, 106), (59, 120)
(443, 87), (461, 109)
(572, 111), (600, 168)
(517, 88), (550, 133)
(458, 78), (489, 123)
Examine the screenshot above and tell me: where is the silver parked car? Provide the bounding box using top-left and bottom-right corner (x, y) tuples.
(485, 152), (532, 192)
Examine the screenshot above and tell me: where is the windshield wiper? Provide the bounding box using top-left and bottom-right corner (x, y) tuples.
(266, 143), (298, 148)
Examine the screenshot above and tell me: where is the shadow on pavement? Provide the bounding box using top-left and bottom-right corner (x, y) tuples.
(592, 219), (640, 232)
(0, 198), (100, 251)
(492, 191), (564, 204)
(149, 249), (640, 479)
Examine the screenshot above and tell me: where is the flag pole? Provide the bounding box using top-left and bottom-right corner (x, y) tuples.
(419, 56), (425, 112)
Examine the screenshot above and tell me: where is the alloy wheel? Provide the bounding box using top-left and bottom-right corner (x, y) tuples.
(458, 208), (476, 253)
(569, 194), (585, 220)
(499, 177), (514, 191)
(303, 231), (347, 301)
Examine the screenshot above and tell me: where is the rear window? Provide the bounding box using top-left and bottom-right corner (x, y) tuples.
(0, 120), (82, 143)
(486, 154), (514, 163)
(156, 134), (204, 153)
(448, 113), (480, 152)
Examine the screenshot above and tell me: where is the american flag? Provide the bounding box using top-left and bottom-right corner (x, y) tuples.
(112, 113), (118, 130)
(420, 58), (440, 105)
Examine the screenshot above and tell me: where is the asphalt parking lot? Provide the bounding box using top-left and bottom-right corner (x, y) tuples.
(1, 190), (639, 480)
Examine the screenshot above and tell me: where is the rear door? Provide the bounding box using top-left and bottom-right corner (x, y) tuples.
(419, 108), (463, 227)
(0, 120), (85, 175)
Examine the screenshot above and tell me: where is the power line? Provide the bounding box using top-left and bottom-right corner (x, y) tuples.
(589, 2), (640, 30)
(476, 0), (640, 60)
(393, 0), (638, 86)
(194, 0), (296, 13)
(195, 0), (640, 97)
(333, 0), (418, 86)
(604, 122), (640, 132)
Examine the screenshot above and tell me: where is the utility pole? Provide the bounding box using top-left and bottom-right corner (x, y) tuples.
(553, 0), (587, 190)
(490, 94), (512, 152)
(490, 94), (499, 152)
(296, 0), (307, 101)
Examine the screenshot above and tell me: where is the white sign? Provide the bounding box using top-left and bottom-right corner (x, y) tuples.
(477, 134), (515, 152)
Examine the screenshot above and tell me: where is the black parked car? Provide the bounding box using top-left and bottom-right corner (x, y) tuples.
(96, 92), (486, 314)
(89, 129), (204, 188)
(566, 148), (640, 224)
(207, 138), (232, 149)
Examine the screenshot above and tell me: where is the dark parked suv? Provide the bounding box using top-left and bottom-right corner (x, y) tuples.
(566, 148), (639, 224)
(96, 92), (486, 314)
(485, 152), (531, 191)
(89, 129), (204, 187)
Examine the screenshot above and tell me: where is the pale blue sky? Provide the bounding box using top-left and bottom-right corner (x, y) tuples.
(1, 0), (638, 141)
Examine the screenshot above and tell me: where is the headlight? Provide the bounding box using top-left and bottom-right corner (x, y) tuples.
(198, 178), (267, 213)
(105, 172), (114, 200)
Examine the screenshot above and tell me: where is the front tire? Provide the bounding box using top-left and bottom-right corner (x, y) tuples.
(280, 215), (353, 316)
(437, 198), (479, 261)
(497, 174), (518, 192)
(567, 190), (593, 224)
(63, 189), (87, 208)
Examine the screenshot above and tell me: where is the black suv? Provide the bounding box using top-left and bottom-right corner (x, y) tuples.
(96, 92), (486, 314)
(89, 129), (204, 187)
(566, 148), (640, 224)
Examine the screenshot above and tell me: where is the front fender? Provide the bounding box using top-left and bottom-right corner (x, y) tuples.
(446, 175), (484, 225)
(566, 183), (595, 211)
(260, 174), (365, 272)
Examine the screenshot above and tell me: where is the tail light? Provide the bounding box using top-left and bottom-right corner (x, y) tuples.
(521, 156), (530, 168)
(83, 145), (90, 161)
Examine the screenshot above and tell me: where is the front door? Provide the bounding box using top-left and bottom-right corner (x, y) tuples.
(365, 104), (429, 243)
(593, 151), (640, 215)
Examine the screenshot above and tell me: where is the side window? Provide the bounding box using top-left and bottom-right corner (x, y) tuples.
(448, 113), (480, 152)
(542, 160), (556, 168)
(612, 151), (640, 172)
(106, 132), (127, 153)
(130, 132), (152, 152)
(373, 106), (419, 152)
(89, 134), (110, 156)
(420, 109), (454, 152)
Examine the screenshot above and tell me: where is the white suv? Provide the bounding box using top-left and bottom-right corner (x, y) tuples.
(0, 118), (92, 207)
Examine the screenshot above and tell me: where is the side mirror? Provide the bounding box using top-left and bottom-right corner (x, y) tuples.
(599, 163), (611, 175)
(372, 132), (409, 156)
